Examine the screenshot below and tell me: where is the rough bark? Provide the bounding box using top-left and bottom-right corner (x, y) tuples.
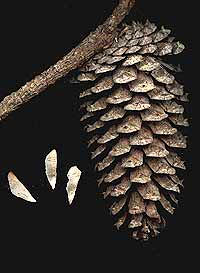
(0, 0), (136, 122)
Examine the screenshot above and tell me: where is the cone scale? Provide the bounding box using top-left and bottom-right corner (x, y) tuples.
(75, 20), (188, 240)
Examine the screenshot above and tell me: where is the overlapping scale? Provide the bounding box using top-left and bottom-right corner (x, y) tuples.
(100, 106), (125, 121)
(104, 162), (126, 183)
(137, 181), (161, 201)
(153, 175), (180, 193)
(109, 138), (131, 156)
(148, 120), (177, 135)
(113, 66), (137, 83)
(151, 67), (175, 84)
(91, 76), (114, 93)
(110, 176), (131, 197)
(116, 115), (142, 133)
(159, 100), (184, 114)
(106, 87), (132, 104)
(147, 86), (175, 100)
(168, 114), (189, 127)
(147, 157), (176, 174)
(136, 56), (160, 71)
(76, 20), (188, 241)
(121, 149), (143, 168)
(124, 95), (150, 110)
(128, 192), (145, 214)
(143, 138), (169, 157)
(97, 125), (119, 144)
(128, 214), (143, 228)
(129, 72), (155, 92)
(114, 213), (127, 229)
(130, 164), (152, 183)
(96, 155), (115, 171)
(91, 144), (106, 159)
(77, 72), (97, 81)
(85, 120), (104, 133)
(129, 126), (153, 145)
(145, 201), (160, 220)
(140, 103), (168, 121)
(87, 97), (108, 112)
(110, 196), (127, 215)
(166, 152), (186, 169)
(122, 54), (144, 66)
(161, 132), (187, 148)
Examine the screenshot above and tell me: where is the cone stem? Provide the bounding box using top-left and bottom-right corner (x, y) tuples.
(0, 0), (136, 122)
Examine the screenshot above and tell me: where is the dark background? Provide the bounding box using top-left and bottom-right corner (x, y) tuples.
(0, 0), (193, 267)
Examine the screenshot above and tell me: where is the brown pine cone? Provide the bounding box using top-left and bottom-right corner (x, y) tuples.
(75, 20), (188, 241)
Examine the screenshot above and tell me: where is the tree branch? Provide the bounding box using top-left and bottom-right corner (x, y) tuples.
(0, 0), (136, 122)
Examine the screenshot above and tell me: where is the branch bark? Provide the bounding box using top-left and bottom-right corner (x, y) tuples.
(0, 0), (136, 122)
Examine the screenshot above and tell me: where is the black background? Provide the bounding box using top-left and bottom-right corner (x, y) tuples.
(0, 0), (193, 267)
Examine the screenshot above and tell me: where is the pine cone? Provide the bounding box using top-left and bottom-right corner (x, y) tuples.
(75, 20), (189, 241)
